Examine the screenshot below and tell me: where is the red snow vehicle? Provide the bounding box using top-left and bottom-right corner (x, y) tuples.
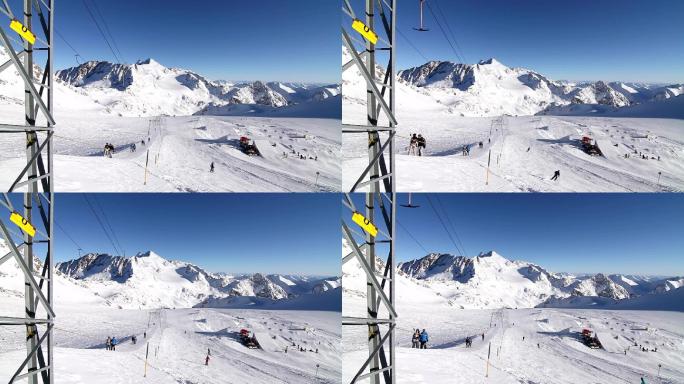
(580, 136), (604, 157)
(239, 329), (262, 349)
(580, 329), (603, 349)
(239, 137), (260, 156)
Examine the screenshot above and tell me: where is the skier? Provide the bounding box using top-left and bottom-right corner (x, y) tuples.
(411, 329), (420, 348)
(419, 329), (429, 349)
(207, 348), (211, 356)
(482, 333), (485, 341)
(141, 140), (146, 147)
(210, 162), (215, 173)
(132, 335), (137, 345)
(408, 134), (418, 156)
(143, 332), (146, 338)
(111, 337), (118, 351)
(416, 135), (426, 156)
(106, 337), (111, 351)
(550, 170), (560, 181)
(205, 354), (210, 366)
(131, 143), (136, 153)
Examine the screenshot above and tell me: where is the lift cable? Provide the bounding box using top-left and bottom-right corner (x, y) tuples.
(397, 220), (429, 255)
(424, 0), (466, 64)
(435, 195), (468, 256)
(82, 194), (121, 256)
(92, 195), (125, 256)
(431, 0), (468, 64)
(54, 220), (83, 253)
(88, 0), (125, 62)
(81, 0), (121, 63)
(426, 195), (464, 256)
(398, 28), (429, 63)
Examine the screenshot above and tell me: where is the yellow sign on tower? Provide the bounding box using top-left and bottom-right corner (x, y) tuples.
(352, 212), (378, 237)
(10, 212), (36, 237)
(10, 19), (36, 45)
(352, 19), (378, 45)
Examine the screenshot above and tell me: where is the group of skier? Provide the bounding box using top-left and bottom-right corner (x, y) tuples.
(408, 134), (426, 156)
(105, 336), (118, 351)
(103, 143), (115, 158)
(411, 328), (429, 349)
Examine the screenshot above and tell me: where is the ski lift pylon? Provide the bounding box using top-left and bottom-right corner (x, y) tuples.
(413, 0), (430, 32)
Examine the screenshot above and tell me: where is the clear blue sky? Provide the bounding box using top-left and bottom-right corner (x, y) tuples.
(350, 193), (684, 276)
(30, 0), (338, 83)
(383, 0), (684, 83)
(3, 194), (339, 276)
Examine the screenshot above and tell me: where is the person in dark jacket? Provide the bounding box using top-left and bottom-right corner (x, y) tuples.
(551, 170), (560, 181)
(411, 329), (420, 348)
(419, 329), (429, 349)
(416, 135), (426, 156)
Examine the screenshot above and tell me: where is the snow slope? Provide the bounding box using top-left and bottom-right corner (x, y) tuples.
(342, 49), (684, 192)
(0, 48), (341, 192)
(1, 240), (342, 383)
(342, 242), (684, 383)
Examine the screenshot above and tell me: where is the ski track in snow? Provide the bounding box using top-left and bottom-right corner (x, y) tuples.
(0, 307), (341, 384)
(0, 111), (341, 192)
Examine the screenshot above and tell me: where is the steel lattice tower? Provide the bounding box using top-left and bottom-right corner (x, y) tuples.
(0, 1), (56, 383)
(342, 0), (397, 383)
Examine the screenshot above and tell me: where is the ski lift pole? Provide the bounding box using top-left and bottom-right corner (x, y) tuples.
(315, 363), (320, 377)
(144, 150), (150, 185)
(657, 171), (662, 185)
(315, 171), (320, 186)
(486, 341), (491, 377)
(144, 342), (149, 377)
(486, 149), (492, 185)
(657, 363), (662, 378)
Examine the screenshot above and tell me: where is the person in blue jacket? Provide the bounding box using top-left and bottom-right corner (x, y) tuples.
(419, 329), (429, 349)
(111, 337), (118, 351)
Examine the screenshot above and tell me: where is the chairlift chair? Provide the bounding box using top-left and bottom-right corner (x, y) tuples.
(400, 193), (420, 208)
(413, 0), (430, 32)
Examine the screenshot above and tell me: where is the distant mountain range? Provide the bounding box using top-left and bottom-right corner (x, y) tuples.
(341, 242), (682, 310)
(396, 251), (683, 308)
(54, 58), (340, 117)
(54, 251), (340, 309)
(0, 239), (339, 310)
(342, 47), (683, 118)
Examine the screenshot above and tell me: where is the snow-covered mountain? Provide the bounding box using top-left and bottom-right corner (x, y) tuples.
(52, 58), (336, 117)
(393, 251), (680, 309)
(54, 251), (338, 309)
(342, 46), (681, 118)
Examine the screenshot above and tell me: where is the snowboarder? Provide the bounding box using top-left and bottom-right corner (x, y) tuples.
(111, 337), (118, 351)
(408, 134), (418, 156)
(419, 329), (429, 349)
(412, 329), (420, 348)
(551, 170), (560, 181)
(210, 162), (215, 173)
(417, 135), (426, 156)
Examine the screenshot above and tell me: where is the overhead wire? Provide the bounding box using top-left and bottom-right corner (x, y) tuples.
(81, 0), (121, 63)
(55, 220), (82, 253)
(424, 0), (466, 64)
(435, 195), (468, 256)
(397, 28), (429, 63)
(425, 195), (464, 256)
(88, 0), (125, 62)
(397, 220), (429, 255)
(92, 195), (125, 256)
(82, 194), (121, 256)
(431, 0), (468, 63)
